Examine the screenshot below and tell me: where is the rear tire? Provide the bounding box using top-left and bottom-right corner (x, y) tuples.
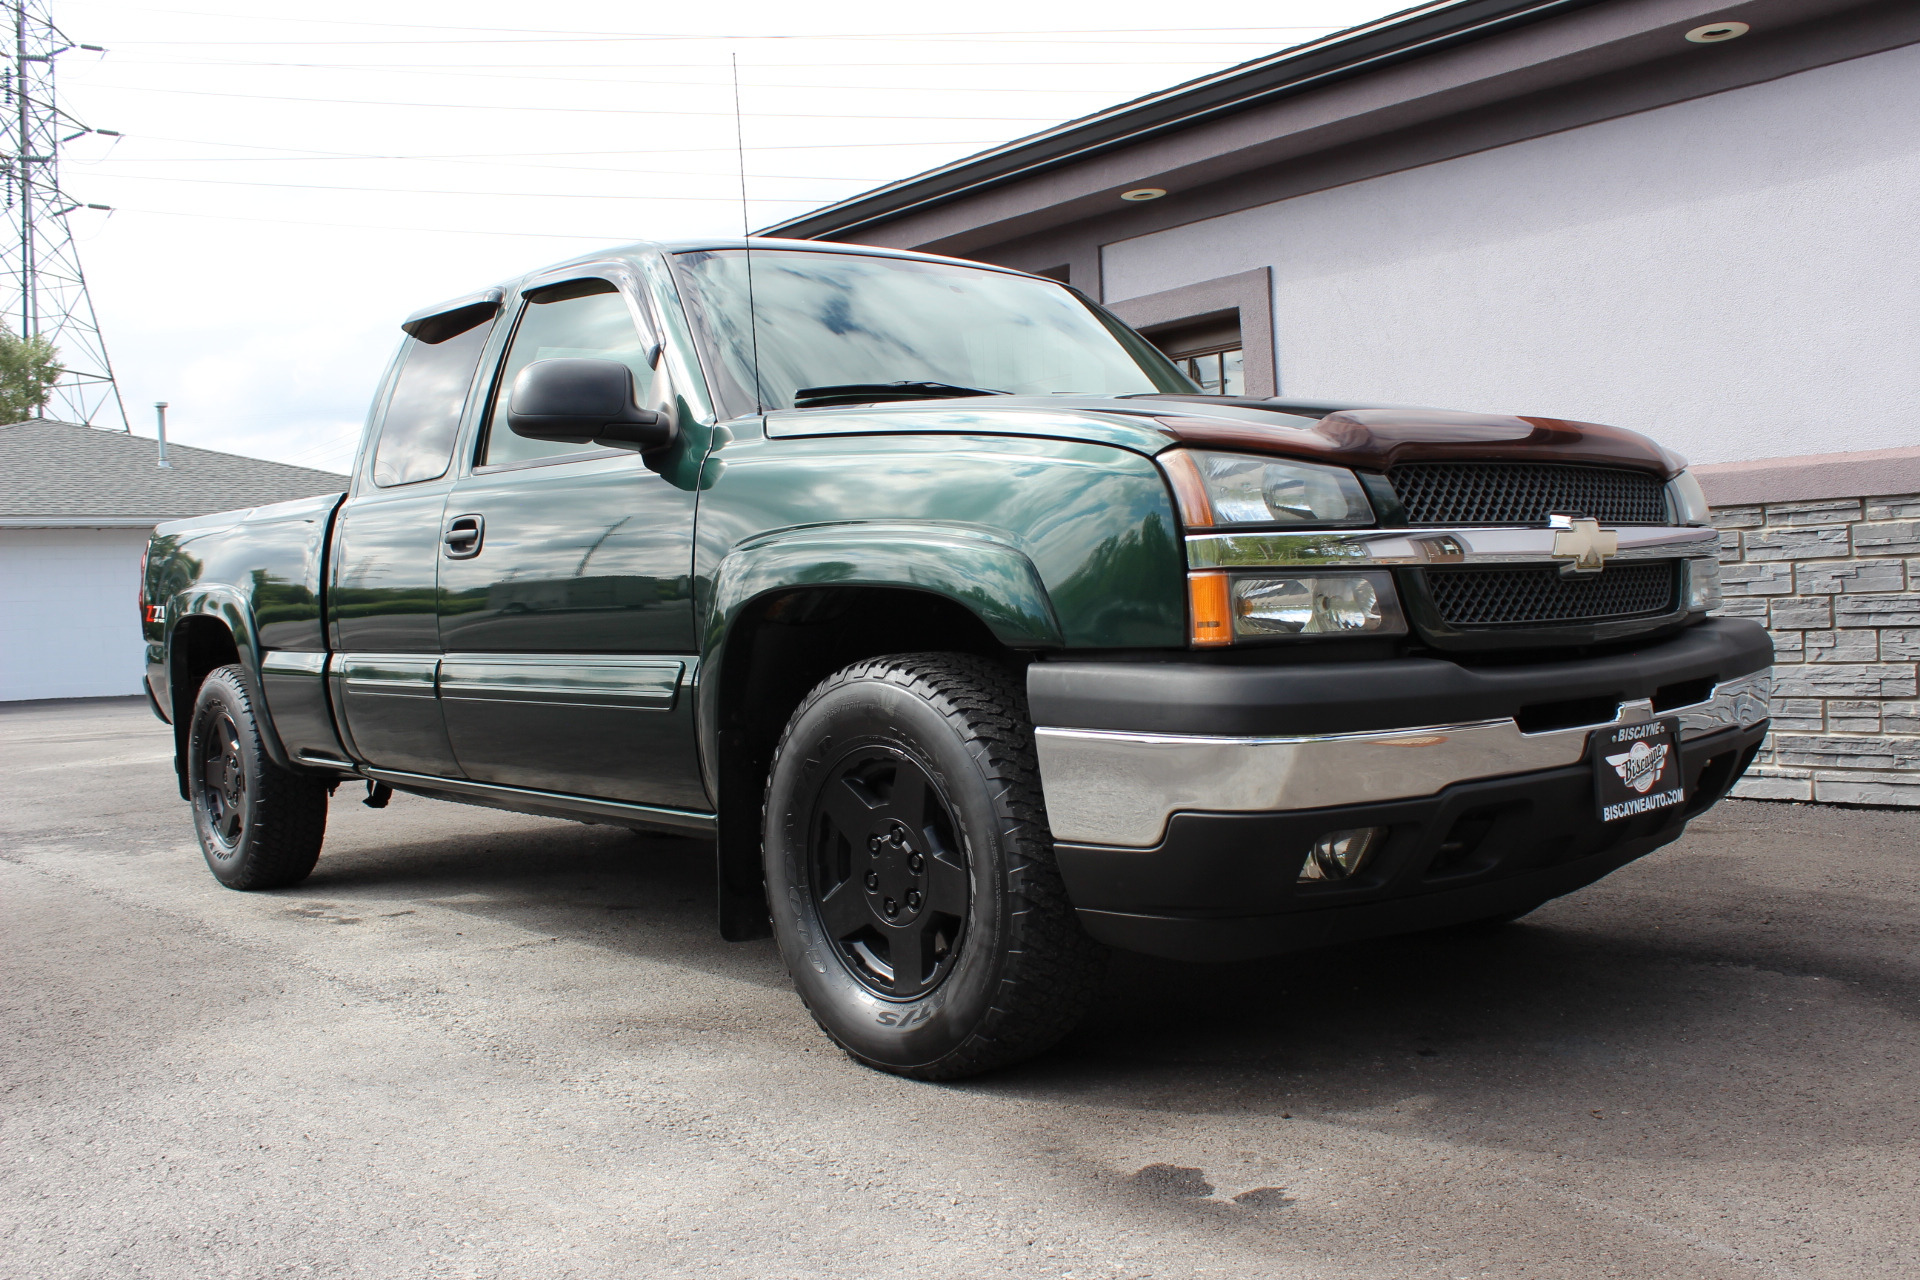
(764, 653), (1106, 1080)
(187, 665), (329, 890)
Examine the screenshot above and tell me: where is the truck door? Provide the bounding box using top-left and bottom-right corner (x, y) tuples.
(435, 274), (706, 811)
(329, 302), (498, 776)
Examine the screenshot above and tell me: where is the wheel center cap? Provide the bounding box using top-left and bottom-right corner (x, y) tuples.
(864, 820), (926, 919)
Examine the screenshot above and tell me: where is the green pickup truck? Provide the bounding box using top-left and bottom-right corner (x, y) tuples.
(143, 239), (1773, 1078)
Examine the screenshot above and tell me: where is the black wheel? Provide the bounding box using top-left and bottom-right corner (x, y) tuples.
(187, 664), (329, 890)
(764, 653), (1106, 1080)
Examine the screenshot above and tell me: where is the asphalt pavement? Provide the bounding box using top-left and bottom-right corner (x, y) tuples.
(4, 696), (1917, 1279)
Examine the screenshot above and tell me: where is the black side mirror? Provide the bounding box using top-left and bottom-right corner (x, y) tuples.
(507, 357), (675, 452)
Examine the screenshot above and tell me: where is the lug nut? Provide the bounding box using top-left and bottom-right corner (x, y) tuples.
(864, 871), (879, 891)
(905, 890), (922, 911)
(907, 852), (924, 874)
(867, 834), (881, 853)
(883, 897), (898, 918)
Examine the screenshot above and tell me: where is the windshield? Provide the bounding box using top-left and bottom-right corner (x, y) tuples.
(673, 249), (1191, 415)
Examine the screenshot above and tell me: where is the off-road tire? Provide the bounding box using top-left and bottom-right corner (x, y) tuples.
(763, 653), (1107, 1080)
(187, 664), (329, 889)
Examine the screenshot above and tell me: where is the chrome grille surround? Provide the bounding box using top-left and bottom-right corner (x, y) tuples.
(1182, 524), (1717, 645)
(1183, 524), (1717, 569)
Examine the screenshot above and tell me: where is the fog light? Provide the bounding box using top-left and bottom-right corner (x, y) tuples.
(1685, 558), (1722, 612)
(1299, 826), (1387, 882)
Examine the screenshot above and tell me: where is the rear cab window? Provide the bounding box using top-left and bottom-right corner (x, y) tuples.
(370, 314), (495, 487)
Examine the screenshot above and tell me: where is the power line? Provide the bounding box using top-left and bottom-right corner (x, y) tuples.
(92, 8), (1348, 39)
(84, 171), (851, 202)
(108, 36), (1320, 48)
(81, 157), (892, 182)
(112, 133), (1008, 158)
(92, 60), (1166, 94)
(86, 84), (1066, 122)
(110, 204), (729, 240)
(104, 56), (1257, 71)
(101, 33), (1337, 48)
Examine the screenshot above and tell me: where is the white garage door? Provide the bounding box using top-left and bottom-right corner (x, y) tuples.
(0, 527), (155, 701)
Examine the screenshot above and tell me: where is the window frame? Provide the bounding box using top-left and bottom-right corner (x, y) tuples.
(467, 264), (667, 477)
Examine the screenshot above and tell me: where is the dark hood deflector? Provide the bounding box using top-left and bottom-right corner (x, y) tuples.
(1148, 404), (1682, 476)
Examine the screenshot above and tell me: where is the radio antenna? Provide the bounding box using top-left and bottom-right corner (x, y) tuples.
(730, 52), (764, 414)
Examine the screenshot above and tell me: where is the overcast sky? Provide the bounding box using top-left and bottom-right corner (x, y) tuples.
(49, 0), (1421, 473)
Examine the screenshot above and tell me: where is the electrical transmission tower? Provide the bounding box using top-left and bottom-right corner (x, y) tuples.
(1, 0), (125, 429)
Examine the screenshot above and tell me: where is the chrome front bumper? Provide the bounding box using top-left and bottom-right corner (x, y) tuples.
(1035, 671), (1770, 847)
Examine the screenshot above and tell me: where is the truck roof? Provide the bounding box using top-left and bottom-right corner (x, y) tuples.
(400, 238), (1048, 339)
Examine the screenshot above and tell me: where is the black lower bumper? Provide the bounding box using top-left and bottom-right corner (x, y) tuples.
(1029, 618), (1773, 737)
(1058, 722), (1766, 962)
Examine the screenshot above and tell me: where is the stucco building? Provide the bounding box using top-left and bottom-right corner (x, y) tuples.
(766, 0), (1920, 805)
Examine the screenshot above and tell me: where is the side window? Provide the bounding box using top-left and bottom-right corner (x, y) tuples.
(371, 318), (493, 487)
(481, 278), (657, 467)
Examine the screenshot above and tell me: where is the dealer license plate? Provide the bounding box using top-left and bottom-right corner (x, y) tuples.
(1592, 717), (1686, 823)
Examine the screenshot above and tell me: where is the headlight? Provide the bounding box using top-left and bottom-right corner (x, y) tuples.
(1190, 570), (1406, 645)
(1161, 449), (1374, 528)
(1666, 471), (1710, 526)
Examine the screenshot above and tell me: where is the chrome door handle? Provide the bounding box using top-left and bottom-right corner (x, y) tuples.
(443, 514), (484, 558)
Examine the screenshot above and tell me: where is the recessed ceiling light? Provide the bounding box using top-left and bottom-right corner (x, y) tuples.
(1121, 188), (1167, 202)
(1685, 20), (1749, 43)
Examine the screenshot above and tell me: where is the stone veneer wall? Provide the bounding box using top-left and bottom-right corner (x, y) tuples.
(1709, 491), (1920, 806)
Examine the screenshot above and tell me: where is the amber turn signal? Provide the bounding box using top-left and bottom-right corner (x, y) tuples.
(1188, 571), (1232, 647)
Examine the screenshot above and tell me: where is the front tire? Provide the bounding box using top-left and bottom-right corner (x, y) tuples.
(187, 665), (329, 889)
(764, 653), (1106, 1080)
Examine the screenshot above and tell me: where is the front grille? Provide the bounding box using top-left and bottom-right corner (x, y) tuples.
(1424, 562), (1678, 627)
(1389, 462), (1666, 525)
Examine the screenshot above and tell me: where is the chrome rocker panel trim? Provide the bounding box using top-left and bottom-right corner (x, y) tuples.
(1035, 672), (1770, 848)
(1185, 524), (1718, 569)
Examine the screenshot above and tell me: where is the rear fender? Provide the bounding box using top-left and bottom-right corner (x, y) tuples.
(166, 588), (297, 795)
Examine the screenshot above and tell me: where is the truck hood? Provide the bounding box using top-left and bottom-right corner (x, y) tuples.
(764, 394), (1685, 477)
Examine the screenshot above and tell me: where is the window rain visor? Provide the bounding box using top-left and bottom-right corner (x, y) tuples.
(672, 249), (1190, 415)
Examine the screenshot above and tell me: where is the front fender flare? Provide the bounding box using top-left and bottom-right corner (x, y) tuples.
(706, 522), (1065, 656)
(698, 523), (1063, 941)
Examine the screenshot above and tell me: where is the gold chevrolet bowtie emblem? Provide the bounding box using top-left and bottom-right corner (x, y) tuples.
(1550, 514), (1618, 574)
